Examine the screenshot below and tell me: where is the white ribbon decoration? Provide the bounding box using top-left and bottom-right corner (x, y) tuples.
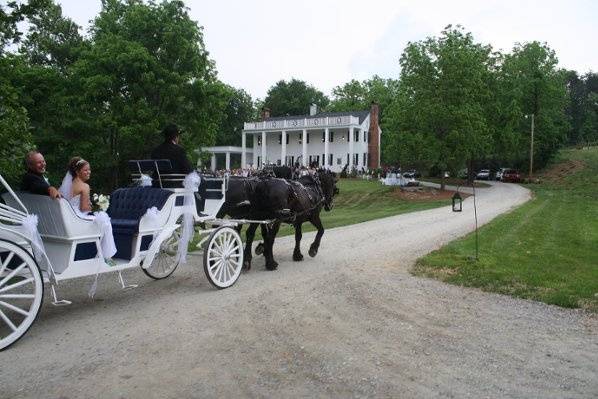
(176, 172), (200, 264)
(21, 214), (49, 271)
(143, 206), (160, 228)
(138, 173), (152, 187)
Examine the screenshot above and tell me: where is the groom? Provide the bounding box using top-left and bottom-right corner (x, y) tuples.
(21, 151), (61, 199)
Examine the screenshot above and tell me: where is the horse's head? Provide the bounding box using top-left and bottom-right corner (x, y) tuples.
(317, 169), (339, 211)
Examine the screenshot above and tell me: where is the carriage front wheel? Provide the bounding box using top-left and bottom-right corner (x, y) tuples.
(142, 226), (181, 280)
(0, 239), (44, 351)
(203, 226), (243, 289)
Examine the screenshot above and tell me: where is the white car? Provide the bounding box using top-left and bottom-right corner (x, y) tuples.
(476, 169), (490, 180)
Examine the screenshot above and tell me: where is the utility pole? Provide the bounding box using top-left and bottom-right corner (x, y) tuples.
(529, 113), (535, 182)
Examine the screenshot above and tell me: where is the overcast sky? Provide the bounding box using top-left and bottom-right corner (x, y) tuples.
(55, 0), (597, 99)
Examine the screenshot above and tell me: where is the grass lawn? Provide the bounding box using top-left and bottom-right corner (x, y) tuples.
(413, 147), (598, 311)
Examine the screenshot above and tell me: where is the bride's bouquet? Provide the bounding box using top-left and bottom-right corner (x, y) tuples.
(92, 193), (110, 212)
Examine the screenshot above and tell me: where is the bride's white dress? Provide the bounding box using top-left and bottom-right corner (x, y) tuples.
(69, 195), (117, 259)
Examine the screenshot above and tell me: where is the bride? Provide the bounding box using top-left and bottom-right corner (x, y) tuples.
(59, 157), (117, 261)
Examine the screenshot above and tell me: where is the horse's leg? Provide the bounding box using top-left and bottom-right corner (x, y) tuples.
(262, 221), (281, 270)
(243, 223), (258, 271)
(293, 222), (304, 261)
(308, 214), (324, 258)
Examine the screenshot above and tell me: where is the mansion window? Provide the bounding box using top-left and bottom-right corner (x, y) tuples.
(300, 132), (310, 144)
(321, 131), (334, 142)
(278, 134), (289, 145)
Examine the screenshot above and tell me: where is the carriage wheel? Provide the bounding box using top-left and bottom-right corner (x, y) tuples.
(142, 227), (181, 280)
(203, 226), (243, 289)
(0, 239), (44, 351)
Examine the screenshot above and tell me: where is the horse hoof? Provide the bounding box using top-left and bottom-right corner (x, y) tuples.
(243, 260), (252, 271)
(255, 243), (264, 256)
(265, 261), (278, 271)
(293, 252), (304, 261)
(308, 245), (318, 258)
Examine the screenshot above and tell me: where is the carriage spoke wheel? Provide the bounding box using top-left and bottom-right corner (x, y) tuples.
(142, 227), (181, 280)
(203, 226), (243, 289)
(0, 239), (43, 351)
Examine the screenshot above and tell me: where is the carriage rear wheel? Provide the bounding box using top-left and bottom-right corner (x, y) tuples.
(203, 226), (243, 289)
(142, 227), (181, 280)
(0, 239), (44, 351)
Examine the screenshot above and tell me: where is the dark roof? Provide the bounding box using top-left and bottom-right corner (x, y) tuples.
(263, 110), (370, 124)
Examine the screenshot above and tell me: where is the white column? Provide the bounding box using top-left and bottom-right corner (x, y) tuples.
(225, 152), (231, 170)
(261, 131), (267, 168)
(281, 130), (287, 166)
(210, 153), (216, 171)
(241, 132), (246, 168)
(302, 129), (307, 166)
(324, 128), (330, 169)
(349, 126), (354, 169)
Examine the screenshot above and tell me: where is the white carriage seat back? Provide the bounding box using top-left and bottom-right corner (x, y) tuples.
(2, 192), (100, 240)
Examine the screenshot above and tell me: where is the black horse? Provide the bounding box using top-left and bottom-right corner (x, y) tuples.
(243, 169), (339, 270)
(216, 176), (272, 271)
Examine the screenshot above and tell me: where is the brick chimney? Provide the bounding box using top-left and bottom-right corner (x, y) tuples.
(260, 107), (271, 121)
(309, 104), (317, 116)
(368, 102), (380, 169)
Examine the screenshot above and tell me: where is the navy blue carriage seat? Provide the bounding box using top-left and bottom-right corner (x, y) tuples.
(107, 187), (174, 260)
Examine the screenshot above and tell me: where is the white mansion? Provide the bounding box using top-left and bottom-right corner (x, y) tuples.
(240, 103), (381, 173)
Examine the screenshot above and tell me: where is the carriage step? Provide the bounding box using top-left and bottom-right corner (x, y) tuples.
(51, 285), (72, 306)
(118, 271), (139, 290)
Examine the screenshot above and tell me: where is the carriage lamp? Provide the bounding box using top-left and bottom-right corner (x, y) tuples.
(452, 192), (462, 212)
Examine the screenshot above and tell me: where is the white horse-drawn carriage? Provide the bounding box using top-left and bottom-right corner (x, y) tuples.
(0, 160), (244, 350)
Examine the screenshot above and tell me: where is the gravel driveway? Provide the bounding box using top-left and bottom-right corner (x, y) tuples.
(2, 182), (597, 398)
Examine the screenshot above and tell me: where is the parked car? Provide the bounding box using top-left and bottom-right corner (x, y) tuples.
(403, 169), (421, 178)
(495, 167), (509, 181)
(476, 169), (491, 180)
(501, 169), (521, 183)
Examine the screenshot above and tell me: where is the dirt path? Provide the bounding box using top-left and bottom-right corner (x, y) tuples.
(2, 182), (597, 398)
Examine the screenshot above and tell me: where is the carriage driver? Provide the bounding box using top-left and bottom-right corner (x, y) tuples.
(21, 151), (62, 199)
(150, 123), (194, 176)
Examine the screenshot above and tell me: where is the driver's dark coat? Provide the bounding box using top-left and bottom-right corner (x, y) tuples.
(150, 141), (193, 175)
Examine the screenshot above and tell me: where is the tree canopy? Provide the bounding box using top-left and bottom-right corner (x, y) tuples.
(262, 79), (329, 117)
(384, 26), (496, 185)
(0, 3), (593, 188)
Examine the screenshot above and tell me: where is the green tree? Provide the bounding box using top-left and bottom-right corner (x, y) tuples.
(0, 0), (52, 53)
(0, 55), (35, 185)
(19, 0), (84, 69)
(500, 41), (569, 169)
(263, 79), (329, 117)
(214, 84), (255, 146)
(578, 73), (598, 145)
(386, 25), (496, 188)
(64, 0), (221, 189)
(328, 79), (367, 111)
